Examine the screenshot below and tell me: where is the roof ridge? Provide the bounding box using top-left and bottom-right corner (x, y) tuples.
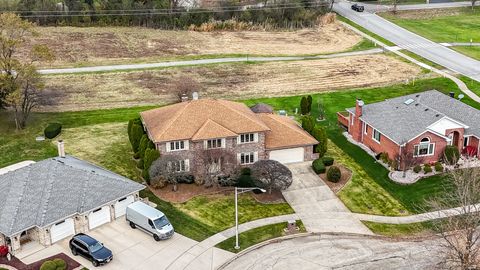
(192, 118), (237, 140)
(38, 161), (59, 226)
(7, 166), (34, 234)
(155, 102), (192, 141)
(217, 100), (270, 130)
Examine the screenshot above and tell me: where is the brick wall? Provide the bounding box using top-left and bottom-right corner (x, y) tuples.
(361, 121), (400, 160)
(406, 131), (448, 164)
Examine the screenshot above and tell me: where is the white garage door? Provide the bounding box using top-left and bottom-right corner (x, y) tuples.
(114, 195), (134, 218)
(88, 206), (111, 230)
(269, 147), (304, 164)
(50, 218), (75, 243)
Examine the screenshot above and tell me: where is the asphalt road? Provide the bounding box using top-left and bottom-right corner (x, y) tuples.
(221, 234), (442, 270)
(334, 1), (480, 82)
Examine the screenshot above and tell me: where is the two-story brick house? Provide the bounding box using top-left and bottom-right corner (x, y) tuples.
(337, 90), (480, 166)
(140, 98), (318, 174)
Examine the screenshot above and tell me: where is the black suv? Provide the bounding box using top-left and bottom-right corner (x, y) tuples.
(69, 233), (113, 267)
(351, 4), (365, 12)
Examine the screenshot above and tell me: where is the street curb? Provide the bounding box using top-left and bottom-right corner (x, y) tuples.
(216, 231), (430, 269)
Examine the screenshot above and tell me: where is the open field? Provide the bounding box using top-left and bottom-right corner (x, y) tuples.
(452, 46), (480, 61)
(41, 54), (423, 111)
(22, 22), (363, 68)
(381, 7), (480, 44)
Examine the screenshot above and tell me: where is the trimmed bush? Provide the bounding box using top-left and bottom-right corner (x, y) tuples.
(321, 156), (334, 166)
(177, 174), (195, 184)
(413, 165), (422, 173)
(44, 123), (62, 139)
(327, 166), (342, 183)
(424, 164), (432, 174)
(53, 258), (66, 270)
(138, 134), (149, 159)
(379, 152), (389, 164)
(300, 96), (309, 115)
(312, 126), (328, 158)
(128, 118), (142, 144)
(312, 159), (326, 174)
(444, 145), (460, 165)
(143, 148), (160, 184)
(130, 123), (144, 154)
(434, 162), (444, 172)
(137, 159), (144, 169)
(301, 115), (315, 134)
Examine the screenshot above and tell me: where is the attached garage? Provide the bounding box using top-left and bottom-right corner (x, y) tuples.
(114, 195), (134, 218)
(88, 206), (111, 230)
(50, 218), (75, 243)
(269, 147), (304, 164)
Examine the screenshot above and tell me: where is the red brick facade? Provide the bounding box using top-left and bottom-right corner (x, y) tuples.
(338, 100), (480, 166)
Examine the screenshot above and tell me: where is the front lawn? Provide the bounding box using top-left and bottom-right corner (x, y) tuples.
(381, 7), (480, 43)
(362, 220), (434, 237)
(215, 220), (306, 253)
(452, 46), (480, 61)
(244, 77), (477, 215)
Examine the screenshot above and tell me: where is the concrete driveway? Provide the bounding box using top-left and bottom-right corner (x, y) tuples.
(21, 219), (198, 270)
(222, 234), (441, 270)
(283, 162), (372, 234)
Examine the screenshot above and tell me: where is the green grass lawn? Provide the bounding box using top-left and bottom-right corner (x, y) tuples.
(215, 220), (306, 253)
(362, 221), (434, 237)
(397, 50), (445, 70)
(452, 46), (480, 61)
(337, 15), (396, 46)
(381, 7), (480, 43)
(459, 75), (480, 97)
(244, 77), (478, 215)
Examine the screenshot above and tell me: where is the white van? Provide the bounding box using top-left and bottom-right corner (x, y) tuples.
(126, 201), (174, 241)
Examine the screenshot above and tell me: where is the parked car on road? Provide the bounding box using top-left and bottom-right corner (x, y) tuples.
(126, 201), (175, 241)
(351, 4), (364, 12)
(69, 233), (112, 267)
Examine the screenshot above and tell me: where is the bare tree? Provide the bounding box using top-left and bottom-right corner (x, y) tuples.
(149, 155), (189, 191)
(251, 160), (293, 194)
(173, 76), (201, 102)
(194, 148), (240, 188)
(396, 142), (424, 177)
(428, 166), (480, 269)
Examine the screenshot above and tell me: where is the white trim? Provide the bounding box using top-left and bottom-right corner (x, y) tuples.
(237, 133), (258, 144)
(464, 136), (470, 148)
(426, 116), (469, 130)
(406, 129), (451, 145)
(413, 141), (435, 157)
(167, 140), (187, 152)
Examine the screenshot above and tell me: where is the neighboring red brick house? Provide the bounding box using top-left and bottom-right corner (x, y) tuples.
(140, 97), (318, 175)
(337, 90), (480, 165)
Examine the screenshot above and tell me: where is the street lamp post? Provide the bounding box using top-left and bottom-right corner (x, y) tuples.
(234, 187), (266, 250)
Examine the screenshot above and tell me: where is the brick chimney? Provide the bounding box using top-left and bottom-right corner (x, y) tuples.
(57, 140), (65, 158)
(355, 99), (364, 117)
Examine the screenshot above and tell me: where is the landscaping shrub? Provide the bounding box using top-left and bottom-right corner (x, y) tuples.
(301, 115), (315, 134)
(413, 165), (422, 173)
(143, 148), (160, 184)
(321, 156), (334, 166)
(137, 159), (144, 169)
(434, 162), (444, 172)
(312, 126), (328, 158)
(444, 145), (460, 165)
(130, 123), (144, 154)
(306, 95), (313, 114)
(300, 96), (309, 115)
(379, 152), (389, 164)
(312, 159), (326, 174)
(423, 164), (432, 174)
(177, 174), (195, 184)
(137, 134), (149, 159)
(39, 259), (66, 270)
(327, 166), (342, 183)
(43, 123), (62, 139)
(464, 145), (478, 157)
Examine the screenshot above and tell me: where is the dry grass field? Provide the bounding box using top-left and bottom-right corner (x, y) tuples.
(41, 54), (423, 111)
(22, 22), (362, 68)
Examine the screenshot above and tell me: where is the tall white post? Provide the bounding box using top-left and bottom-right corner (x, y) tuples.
(234, 187), (240, 250)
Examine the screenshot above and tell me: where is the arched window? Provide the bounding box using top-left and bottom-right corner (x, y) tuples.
(414, 137), (435, 157)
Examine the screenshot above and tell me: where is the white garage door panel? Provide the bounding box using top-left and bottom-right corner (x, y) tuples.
(114, 195), (134, 218)
(269, 148), (304, 164)
(50, 218), (75, 243)
(88, 206), (111, 229)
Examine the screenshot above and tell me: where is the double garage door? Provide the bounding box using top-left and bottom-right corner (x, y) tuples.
(269, 147), (305, 164)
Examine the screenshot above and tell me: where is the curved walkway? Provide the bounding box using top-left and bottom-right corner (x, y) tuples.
(38, 49), (383, 75)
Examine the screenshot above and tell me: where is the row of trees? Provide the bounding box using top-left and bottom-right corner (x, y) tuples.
(1, 0), (331, 29)
(0, 13), (54, 129)
(300, 95), (328, 158)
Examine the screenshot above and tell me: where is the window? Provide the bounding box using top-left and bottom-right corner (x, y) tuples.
(414, 138), (435, 157)
(372, 129), (381, 143)
(240, 152), (256, 165)
(168, 140), (186, 151)
(168, 160), (189, 172)
(464, 137), (469, 148)
(351, 115), (355, 126)
(206, 138), (223, 149)
(239, 133), (256, 144)
(364, 123), (368, 135)
(208, 158), (222, 173)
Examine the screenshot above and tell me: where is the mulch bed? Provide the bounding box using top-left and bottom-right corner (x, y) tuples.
(318, 162), (352, 194)
(0, 253), (81, 270)
(252, 190), (286, 204)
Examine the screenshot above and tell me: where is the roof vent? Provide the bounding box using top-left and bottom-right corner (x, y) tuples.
(416, 94), (420, 97)
(424, 108), (429, 111)
(436, 114), (440, 117)
(404, 98), (415, 105)
(415, 103), (419, 106)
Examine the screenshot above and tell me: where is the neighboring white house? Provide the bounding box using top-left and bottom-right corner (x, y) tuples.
(0, 152), (144, 254)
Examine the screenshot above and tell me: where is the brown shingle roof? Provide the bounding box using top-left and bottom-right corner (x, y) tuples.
(258, 113), (318, 150)
(140, 99), (270, 143)
(191, 119), (237, 141)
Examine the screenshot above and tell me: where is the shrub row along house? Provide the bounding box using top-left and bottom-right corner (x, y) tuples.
(0, 144), (144, 254)
(337, 90), (480, 166)
(140, 97), (318, 177)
